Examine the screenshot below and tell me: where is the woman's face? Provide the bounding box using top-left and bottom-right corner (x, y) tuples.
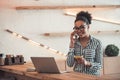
(74, 20), (89, 38)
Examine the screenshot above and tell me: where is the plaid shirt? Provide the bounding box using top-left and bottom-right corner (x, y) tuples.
(67, 36), (103, 75)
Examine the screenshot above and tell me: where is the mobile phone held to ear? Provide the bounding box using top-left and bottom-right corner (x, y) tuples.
(73, 34), (79, 39)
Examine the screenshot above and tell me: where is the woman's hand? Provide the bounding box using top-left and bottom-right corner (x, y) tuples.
(75, 56), (85, 64)
(69, 31), (77, 48)
(75, 56), (91, 66)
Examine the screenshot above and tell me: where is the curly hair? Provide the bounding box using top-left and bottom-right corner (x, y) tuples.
(75, 11), (92, 24)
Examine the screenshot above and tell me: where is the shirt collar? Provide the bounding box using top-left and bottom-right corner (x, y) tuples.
(76, 35), (93, 45)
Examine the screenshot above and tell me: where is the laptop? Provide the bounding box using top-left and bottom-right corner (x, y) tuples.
(31, 57), (68, 74)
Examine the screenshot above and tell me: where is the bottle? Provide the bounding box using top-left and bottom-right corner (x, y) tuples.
(5, 54), (12, 65)
(0, 53), (4, 66)
(19, 55), (24, 64)
(11, 55), (15, 64)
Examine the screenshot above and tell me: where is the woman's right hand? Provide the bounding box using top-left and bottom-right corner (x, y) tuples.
(69, 31), (77, 48)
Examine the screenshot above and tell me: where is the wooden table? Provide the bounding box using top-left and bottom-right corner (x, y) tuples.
(0, 63), (119, 80)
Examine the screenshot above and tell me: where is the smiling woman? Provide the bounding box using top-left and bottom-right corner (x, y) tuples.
(67, 11), (103, 76)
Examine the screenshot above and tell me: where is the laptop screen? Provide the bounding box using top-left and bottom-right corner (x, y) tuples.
(31, 57), (61, 73)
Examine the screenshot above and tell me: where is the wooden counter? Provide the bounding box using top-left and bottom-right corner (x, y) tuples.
(0, 63), (120, 80)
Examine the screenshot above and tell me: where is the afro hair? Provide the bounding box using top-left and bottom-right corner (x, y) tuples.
(76, 11), (92, 24)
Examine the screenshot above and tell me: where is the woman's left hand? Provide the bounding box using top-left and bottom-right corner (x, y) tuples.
(83, 59), (91, 67)
(76, 57), (91, 66)
(76, 56), (85, 64)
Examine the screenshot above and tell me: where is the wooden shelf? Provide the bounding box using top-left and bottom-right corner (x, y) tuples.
(64, 13), (120, 25)
(15, 5), (120, 10)
(41, 30), (120, 37)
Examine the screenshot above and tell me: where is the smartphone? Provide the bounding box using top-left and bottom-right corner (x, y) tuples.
(73, 33), (79, 39)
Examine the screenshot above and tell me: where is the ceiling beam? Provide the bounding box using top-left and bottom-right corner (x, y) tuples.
(15, 5), (120, 10)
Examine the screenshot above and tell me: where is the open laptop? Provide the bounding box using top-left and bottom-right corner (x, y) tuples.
(31, 57), (68, 74)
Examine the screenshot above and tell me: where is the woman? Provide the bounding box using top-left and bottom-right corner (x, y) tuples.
(67, 11), (103, 76)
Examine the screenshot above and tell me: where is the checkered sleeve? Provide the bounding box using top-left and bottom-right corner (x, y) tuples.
(67, 48), (75, 67)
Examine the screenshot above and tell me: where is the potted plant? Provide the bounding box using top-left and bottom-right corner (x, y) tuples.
(104, 44), (120, 74)
(105, 44), (119, 56)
